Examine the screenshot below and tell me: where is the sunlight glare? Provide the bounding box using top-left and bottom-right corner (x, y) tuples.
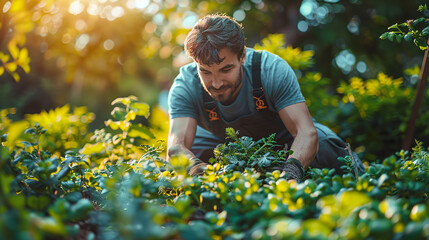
(103, 39), (115, 50)
(145, 3), (159, 15)
(69, 0), (85, 15)
(233, 9), (245, 21)
(111, 6), (124, 18)
(75, 34), (90, 51)
(87, 3), (99, 16)
(182, 12), (197, 29)
(75, 19), (87, 31)
(2, 1), (11, 13)
(135, 0), (150, 10)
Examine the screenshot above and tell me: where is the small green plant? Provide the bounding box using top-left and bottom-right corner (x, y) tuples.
(210, 127), (291, 173)
(380, 5), (429, 50)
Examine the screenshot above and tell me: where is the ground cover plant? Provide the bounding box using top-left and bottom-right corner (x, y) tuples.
(1, 5), (429, 238)
(1, 96), (429, 240)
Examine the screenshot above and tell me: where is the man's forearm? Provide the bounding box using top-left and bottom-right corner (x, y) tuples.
(288, 129), (318, 169)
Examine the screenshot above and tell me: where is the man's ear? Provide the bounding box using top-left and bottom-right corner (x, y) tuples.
(240, 46), (246, 64)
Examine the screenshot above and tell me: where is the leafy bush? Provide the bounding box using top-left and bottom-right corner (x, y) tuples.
(1, 96), (429, 239)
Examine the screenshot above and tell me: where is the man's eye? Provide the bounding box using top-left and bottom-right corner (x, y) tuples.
(221, 68), (231, 72)
(201, 71), (210, 75)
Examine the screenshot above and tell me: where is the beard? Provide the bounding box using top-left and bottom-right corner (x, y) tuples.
(204, 67), (243, 105)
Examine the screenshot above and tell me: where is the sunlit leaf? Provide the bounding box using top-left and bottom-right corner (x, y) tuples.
(125, 110), (136, 121)
(111, 96), (137, 106)
(128, 124), (155, 139)
(105, 119), (120, 130)
(130, 102), (150, 118)
(111, 107), (127, 120)
(81, 142), (105, 155)
(5, 121), (28, 150)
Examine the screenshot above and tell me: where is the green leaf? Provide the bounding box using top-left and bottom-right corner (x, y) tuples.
(81, 142), (105, 155)
(387, 23), (398, 30)
(379, 32), (389, 40)
(180, 221), (212, 240)
(225, 127), (238, 140)
(418, 4), (428, 12)
(111, 95), (137, 106)
(130, 102), (150, 118)
(49, 198), (71, 220)
(110, 107), (127, 120)
(387, 32), (396, 41)
(128, 124), (155, 139)
(5, 121), (28, 150)
(421, 26), (429, 36)
(27, 195), (52, 211)
(69, 198), (93, 221)
(404, 33), (413, 42)
(65, 192), (82, 203)
(105, 119), (120, 130)
(413, 17), (425, 25)
(396, 34), (403, 43)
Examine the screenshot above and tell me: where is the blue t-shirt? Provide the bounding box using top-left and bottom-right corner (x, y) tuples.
(168, 48), (305, 127)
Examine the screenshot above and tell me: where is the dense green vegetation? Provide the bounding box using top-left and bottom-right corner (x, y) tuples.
(1, 96), (429, 239)
(1, 1), (429, 239)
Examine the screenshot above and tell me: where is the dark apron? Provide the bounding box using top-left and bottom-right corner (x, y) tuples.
(191, 51), (364, 174)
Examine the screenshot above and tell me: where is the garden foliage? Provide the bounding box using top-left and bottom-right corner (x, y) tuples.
(1, 95), (429, 239)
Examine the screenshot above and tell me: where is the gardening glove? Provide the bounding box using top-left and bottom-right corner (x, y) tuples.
(283, 158), (304, 182)
(187, 158), (210, 177)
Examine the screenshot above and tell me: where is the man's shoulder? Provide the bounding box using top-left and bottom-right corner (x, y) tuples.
(170, 62), (201, 96)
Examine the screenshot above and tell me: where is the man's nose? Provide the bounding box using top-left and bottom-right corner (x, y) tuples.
(211, 77), (223, 89)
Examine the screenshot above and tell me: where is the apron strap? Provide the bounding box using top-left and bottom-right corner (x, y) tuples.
(251, 51), (268, 111)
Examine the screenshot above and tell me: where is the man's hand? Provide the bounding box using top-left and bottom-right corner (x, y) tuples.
(188, 159), (210, 176)
(283, 158), (304, 182)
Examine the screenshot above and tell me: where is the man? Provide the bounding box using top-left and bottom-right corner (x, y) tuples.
(167, 14), (364, 181)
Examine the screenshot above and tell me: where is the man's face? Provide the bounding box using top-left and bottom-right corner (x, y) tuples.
(197, 47), (246, 105)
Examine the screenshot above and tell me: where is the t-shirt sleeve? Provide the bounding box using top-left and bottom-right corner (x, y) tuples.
(168, 70), (199, 120)
(264, 55), (305, 111)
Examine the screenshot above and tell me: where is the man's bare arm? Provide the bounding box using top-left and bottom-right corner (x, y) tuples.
(167, 117), (198, 162)
(278, 102), (318, 169)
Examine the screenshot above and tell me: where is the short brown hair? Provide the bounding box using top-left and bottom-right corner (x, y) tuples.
(184, 14), (245, 65)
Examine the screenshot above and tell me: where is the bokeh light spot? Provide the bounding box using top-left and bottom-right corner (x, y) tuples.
(3, 1), (11, 13)
(75, 19), (87, 32)
(182, 12), (197, 29)
(356, 61), (367, 73)
(69, 0), (85, 15)
(103, 39), (115, 51)
(75, 34), (90, 51)
(87, 3), (99, 15)
(135, 0), (150, 10)
(300, 0), (315, 17)
(233, 9), (246, 21)
(297, 20), (309, 32)
(111, 6), (124, 19)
